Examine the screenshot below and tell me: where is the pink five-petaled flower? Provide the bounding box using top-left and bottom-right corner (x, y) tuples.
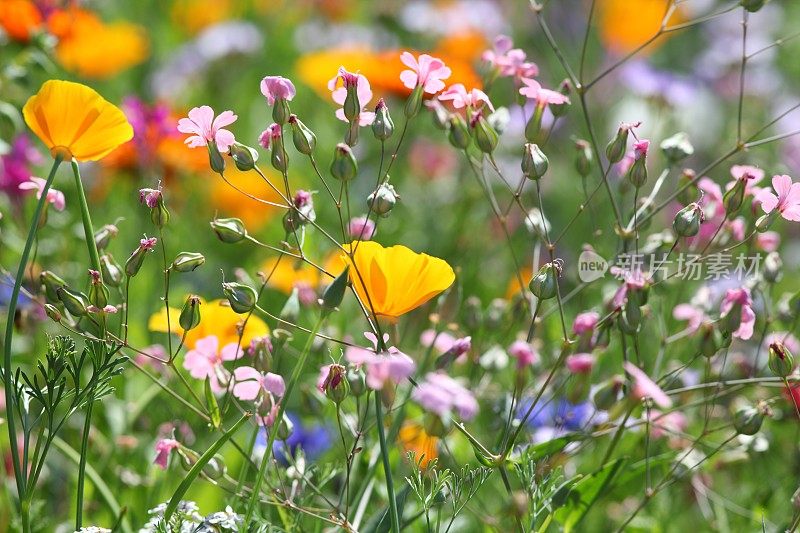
(566, 353), (595, 374)
(518, 78), (570, 107)
(624, 361), (672, 408)
(328, 67), (375, 126)
(482, 35), (539, 79)
(260, 76), (296, 106)
(438, 84), (494, 112)
(508, 340), (538, 369)
(399, 52), (452, 95)
(258, 123), (281, 150)
(345, 332), (415, 390)
(755, 174), (800, 222)
(720, 287), (756, 340)
(232, 366), (285, 401)
(412, 372), (479, 421)
(18, 176), (65, 211)
(183, 335), (242, 393)
(154, 438), (180, 470)
(177, 105), (238, 152)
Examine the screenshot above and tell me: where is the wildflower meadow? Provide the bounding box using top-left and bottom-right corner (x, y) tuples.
(3, 0), (800, 531)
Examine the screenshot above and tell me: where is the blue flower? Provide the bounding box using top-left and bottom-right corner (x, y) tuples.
(255, 412), (332, 465)
(517, 397), (594, 433)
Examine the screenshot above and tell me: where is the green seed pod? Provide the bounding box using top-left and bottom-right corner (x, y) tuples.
(756, 210), (778, 232)
(471, 113), (499, 154)
(276, 413), (294, 441)
(763, 251), (782, 283)
(347, 366), (367, 397)
(210, 217), (247, 243)
(40, 270), (67, 303)
(330, 143), (358, 181)
(366, 183), (398, 217)
(288, 114), (316, 155)
(44, 304), (62, 323)
(57, 286), (89, 316)
(723, 177), (746, 214)
(606, 124), (631, 164)
(575, 139), (593, 177)
(201, 455), (227, 480)
(698, 323), (722, 358)
(87, 270), (109, 308)
(207, 142), (225, 173)
(672, 202), (704, 238)
(733, 405), (764, 435)
(94, 224), (118, 251)
(529, 262), (561, 300)
(229, 142), (259, 172)
(280, 288), (301, 322)
(270, 137), (288, 173)
(125, 239), (156, 277)
(321, 266), (349, 313)
(223, 282), (258, 314)
(171, 252), (206, 273)
(100, 254), (124, 287)
(372, 98), (394, 141)
(741, 0), (766, 13)
(179, 294), (202, 331)
(521, 143), (548, 180)
(769, 341), (795, 377)
(593, 376), (624, 411)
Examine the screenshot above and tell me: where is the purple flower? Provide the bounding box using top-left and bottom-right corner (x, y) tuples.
(261, 413), (332, 465)
(412, 372), (478, 421)
(1, 134), (43, 198)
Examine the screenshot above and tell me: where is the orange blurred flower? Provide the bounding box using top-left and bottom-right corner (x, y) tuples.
(505, 266), (533, 300)
(208, 165), (287, 230)
(23, 80), (133, 162)
(0, 0), (42, 42)
(260, 257), (323, 295)
(598, 0), (684, 54)
(171, 0), (236, 35)
(399, 422), (438, 468)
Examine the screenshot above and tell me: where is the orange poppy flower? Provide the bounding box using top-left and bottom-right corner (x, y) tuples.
(598, 0), (684, 54)
(342, 241), (455, 319)
(23, 80), (133, 162)
(0, 0), (42, 42)
(260, 257), (324, 295)
(399, 422), (439, 468)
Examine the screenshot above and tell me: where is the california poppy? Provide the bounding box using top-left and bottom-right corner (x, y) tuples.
(23, 80), (133, 162)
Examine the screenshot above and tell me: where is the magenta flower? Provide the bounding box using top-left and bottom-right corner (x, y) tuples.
(232, 366), (285, 401)
(438, 84), (493, 111)
(258, 123), (281, 150)
(260, 76), (296, 105)
(508, 340), (538, 368)
(139, 186), (162, 208)
(399, 52), (451, 94)
(177, 105), (238, 152)
(624, 362), (672, 408)
(328, 67), (375, 126)
(566, 353), (595, 374)
(572, 311), (600, 335)
(154, 438), (180, 470)
(183, 335), (242, 393)
(632, 139), (649, 160)
(140, 236), (158, 251)
(345, 332), (415, 390)
(412, 372), (479, 421)
(316, 363), (346, 394)
(519, 78), (570, 107)
(756, 231), (780, 252)
(18, 176), (65, 211)
(1, 134), (42, 198)
(755, 174), (800, 221)
(672, 303), (707, 333)
(720, 287), (756, 340)
(482, 35), (539, 79)
(348, 216), (376, 240)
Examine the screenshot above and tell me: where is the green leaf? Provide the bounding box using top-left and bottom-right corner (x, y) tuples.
(362, 484), (411, 533)
(515, 433), (585, 462)
(163, 413), (250, 523)
(555, 458), (627, 532)
(204, 378), (221, 430)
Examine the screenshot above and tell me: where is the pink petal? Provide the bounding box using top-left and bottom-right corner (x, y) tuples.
(232, 366), (262, 401)
(755, 189), (779, 213)
(400, 51), (418, 71)
(187, 106), (215, 134)
(220, 342), (243, 361)
(399, 70), (418, 91)
(214, 129), (236, 152)
(212, 110), (238, 131)
(263, 372), (286, 397)
(773, 174), (793, 201)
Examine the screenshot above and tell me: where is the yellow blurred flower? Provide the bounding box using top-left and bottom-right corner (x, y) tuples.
(171, 0), (236, 35)
(48, 8), (148, 79)
(209, 165), (287, 230)
(148, 298), (269, 349)
(399, 422), (438, 468)
(0, 0), (42, 42)
(296, 47), (482, 101)
(261, 257), (323, 294)
(598, 0), (684, 54)
(342, 241), (455, 319)
(23, 80), (133, 162)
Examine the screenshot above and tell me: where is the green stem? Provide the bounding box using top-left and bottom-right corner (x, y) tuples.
(70, 160), (102, 274)
(243, 314), (325, 526)
(3, 156), (61, 515)
(75, 400), (94, 530)
(375, 391), (401, 533)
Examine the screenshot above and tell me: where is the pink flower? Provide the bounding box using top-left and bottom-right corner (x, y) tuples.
(482, 35), (539, 79)
(673, 303), (707, 333)
(258, 123), (281, 150)
(519, 78), (570, 107)
(420, 330), (458, 353)
(754, 174), (800, 221)
(399, 52), (452, 94)
(154, 438), (180, 470)
(328, 67), (375, 126)
(756, 231), (780, 252)
(183, 335), (242, 393)
(139, 236), (158, 251)
(317, 363), (347, 394)
(139, 186), (162, 208)
(412, 372), (478, 421)
(177, 105), (238, 152)
(566, 353), (595, 374)
(698, 177), (724, 219)
(260, 76), (296, 105)
(508, 340), (538, 368)
(345, 332), (415, 390)
(86, 305), (118, 314)
(632, 139), (649, 160)
(764, 332), (800, 355)
(348, 216), (376, 240)
(231, 366), (285, 401)
(18, 177), (65, 211)
(438, 84), (493, 111)
(624, 362), (672, 408)
(720, 287), (755, 340)
(572, 311), (600, 335)
(649, 410), (687, 440)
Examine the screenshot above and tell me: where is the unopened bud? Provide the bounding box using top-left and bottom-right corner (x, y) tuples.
(367, 183), (398, 217)
(276, 413), (294, 440)
(171, 252), (206, 273)
(521, 143), (548, 180)
(733, 405), (764, 435)
(321, 363), (349, 404)
(447, 115), (471, 149)
(40, 270), (67, 302)
(99, 254), (124, 287)
(94, 224), (118, 250)
(769, 341), (795, 377)
(698, 323), (722, 358)
(723, 177), (746, 214)
(347, 366), (367, 396)
(404, 85), (424, 118)
(330, 143), (358, 181)
(320, 266), (349, 313)
(660, 132), (694, 163)
(44, 304), (62, 322)
(207, 142), (225, 173)
(125, 237), (157, 277)
(372, 99), (394, 141)
(593, 376), (624, 411)
(288, 115), (316, 155)
(763, 251), (782, 283)
(87, 269), (109, 308)
(756, 210), (778, 232)
(273, 97), (291, 125)
(741, 0), (766, 12)
(471, 112), (499, 153)
(280, 288), (301, 322)
(211, 218), (247, 243)
(57, 286), (88, 316)
(575, 139), (593, 177)
(549, 79), (572, 118)
(672, 202), (704, 237)
(529, 261), (562, 300)
(229, 142), (259, 171)
(223, 282), (258, 314)
(606, 123), (634, 164)
(626, 140), (649, 188)
(180, 295), (202, 331)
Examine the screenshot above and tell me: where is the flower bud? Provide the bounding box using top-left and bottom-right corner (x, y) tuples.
(677, 169), (698, 205)
(273, 97), (291, 125)
(87, 269), (109, 308)
(741, 0), (766, 12)
(404, 85), (424, 118)
(366, 183), (398, 217)
(125, 237), (157, 277)
(57, 286), (88, 316)
(207, 142), (225, 173)
(276, 413), (294, 440)
(763, 251), (782, 283)
(593, 376), (624, 411)
(549, 79), (572, 118)
(723, 177), (746, 214)
(464, 296), (483, 330)
(470, 112), (499, 153)
(606, 123), (633, 164)
(447, 115), (471, 150)
(755, 210), (778, 232)
(202, 455), (227, 480)
(222, 282), (258, 314)
(672, 202), (704, 237)
(330, 143), (358, 181)
(698, 323), (721, 358)
(288, 115), (316, 155)
(529, 261), (561, 300)
(521, 143), (548, 180)
(171, 252), (206, 273)
(321, 363), (349, 404)
(179, 294), (202, 331)
(768, 341), (795, 377)
(44, 304), (62, 322)
(229, 142), (259, 172)
(280, 288), (301, 322)
(427, 100), (449, 130)
(210, 218), (247, 243)
(347, 366), (367, 396)
(575, 139), (593, 177)
(524, 105), (544, 142)
(99, 254), (123, 287)
(321, 266), (349, 313)
(626, 140), (649, 188)
(40, 270), (67, 302)
(270, 137), (288, 174)
(94, 224), (118, 250)
(372, 99), (394, 141)
(660, 132), (694, 163)
(733, 405), (764, 435)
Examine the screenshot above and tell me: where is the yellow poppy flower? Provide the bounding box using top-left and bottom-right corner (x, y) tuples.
(148, 298), (269, 350)
(399, 422), (438, 468)
(22, 80), (133, 162)
(598, 0), (684, 54)
(342, 241), (455, 319)
(260, 257), (323, 295)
